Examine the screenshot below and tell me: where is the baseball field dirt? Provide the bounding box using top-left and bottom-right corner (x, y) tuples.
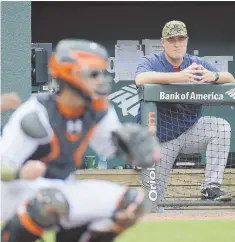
(141, 211), (235, 221)
(42, 211), (235, 242)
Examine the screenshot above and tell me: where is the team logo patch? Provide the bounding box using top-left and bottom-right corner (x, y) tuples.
(108, 85), (140, 117)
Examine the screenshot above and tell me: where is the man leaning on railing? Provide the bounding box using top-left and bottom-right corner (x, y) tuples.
(135, 20), (235, 213)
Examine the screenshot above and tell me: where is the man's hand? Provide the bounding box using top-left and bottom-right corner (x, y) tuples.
(175, 62), (204, 83)
(19, 160), (47, 180)
(200, 66), (217, 83)
(1, 93), (22, 112)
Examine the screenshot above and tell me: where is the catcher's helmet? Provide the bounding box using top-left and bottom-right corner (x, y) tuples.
(49, 39), (111, 101)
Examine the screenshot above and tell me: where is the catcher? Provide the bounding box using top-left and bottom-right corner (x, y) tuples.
(1, 39), (160, 242)
(2, 180), (148, 242)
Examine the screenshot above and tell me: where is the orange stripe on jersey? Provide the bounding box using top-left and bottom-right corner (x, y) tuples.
(18, 210), (44, 236)
(56, 100), (86, 118)
(92, 97), (108, 112)
(73, 126), (97, 166)
(112, 222), (125, 233)
(2, 231), (10, 242)
(41, 134), (60, 163)
(65, 132), (81, 142)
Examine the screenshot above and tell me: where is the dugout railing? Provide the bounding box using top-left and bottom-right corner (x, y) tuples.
(139, 83), (235, 207)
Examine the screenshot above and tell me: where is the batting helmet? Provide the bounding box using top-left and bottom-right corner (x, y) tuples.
(49, 39), (111, 103)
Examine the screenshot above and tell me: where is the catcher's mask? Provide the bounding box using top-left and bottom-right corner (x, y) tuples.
(49, 39), (111, 105)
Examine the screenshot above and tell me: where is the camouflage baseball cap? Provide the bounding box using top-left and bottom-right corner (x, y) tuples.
(161, 20), (188, 39)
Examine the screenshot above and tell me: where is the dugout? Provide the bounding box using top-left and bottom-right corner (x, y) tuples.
(31, 1), (235, 167)
(2, 1), (235, 167)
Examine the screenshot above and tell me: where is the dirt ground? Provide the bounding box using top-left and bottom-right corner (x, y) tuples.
(141, 210), (235, 221)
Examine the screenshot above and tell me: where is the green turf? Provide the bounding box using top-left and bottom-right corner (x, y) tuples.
(41, 220), (235, 242)
(117, 220), (235, 242)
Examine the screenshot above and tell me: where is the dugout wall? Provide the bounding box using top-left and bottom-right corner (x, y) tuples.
(1, 2), (31, 127)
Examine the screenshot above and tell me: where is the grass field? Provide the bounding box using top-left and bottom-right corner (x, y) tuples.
(42, 219), (235, 242)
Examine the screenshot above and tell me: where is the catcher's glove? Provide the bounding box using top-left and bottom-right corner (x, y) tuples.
(111, 123), (160, 168)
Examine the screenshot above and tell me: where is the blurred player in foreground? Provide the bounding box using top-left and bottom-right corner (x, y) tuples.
(1, 39), (160, 242)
